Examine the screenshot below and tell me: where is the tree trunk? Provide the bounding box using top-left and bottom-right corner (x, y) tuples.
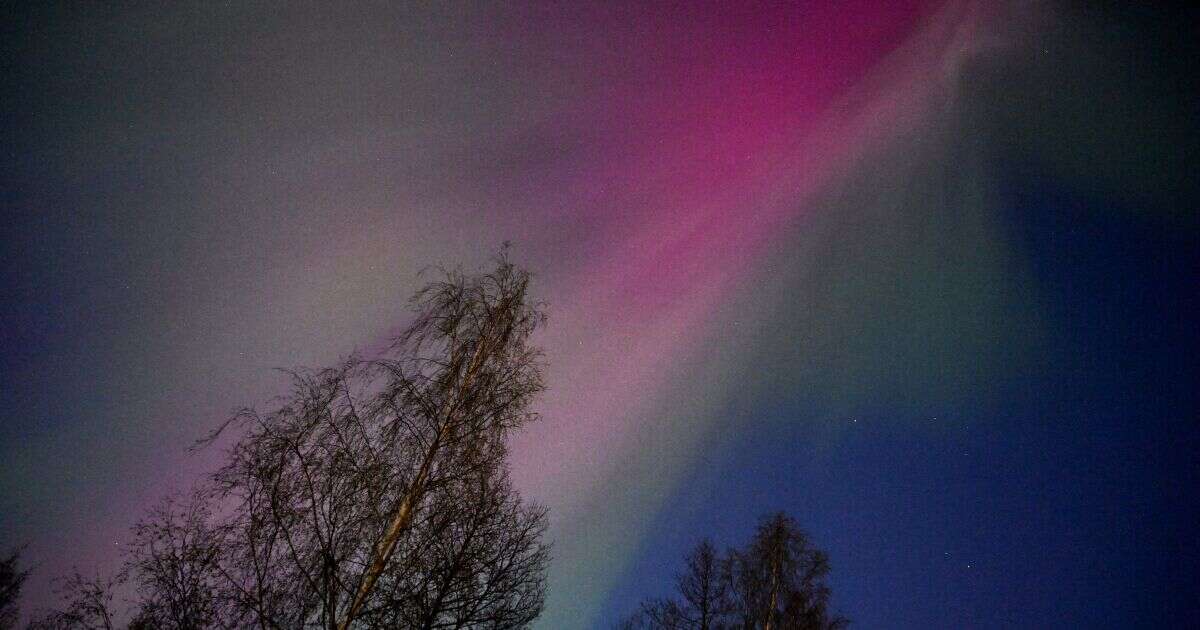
(336, 334), (496, 630)
(764, 553), (780, 630)
(335, 428), (441, 630)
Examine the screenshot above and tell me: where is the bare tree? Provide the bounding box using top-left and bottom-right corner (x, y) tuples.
(621, 540), (732, 630)
(621, 514), (847, 630)
(121, 494), (223, 630)
(618, 600), (685, 630)
(1, 550), (30, 630)
(193, 250), (549, 629)
(26, 573), (120, 630)
(679, 541), (733, 630)
(728, 513), (847, 630)
(336, 250), (547, 629)
(32, 251), (551, 630)
(365, 462), (548, 629)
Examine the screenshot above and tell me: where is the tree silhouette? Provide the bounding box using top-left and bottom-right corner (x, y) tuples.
(728, 513), (846, 630)
(1, 550), (30, 630)
(366, 463), (548, 629)
(32, 251), (551, 629)
(621, 540), (732, 630)
(621, 513), (847, 630)
(121, 494), (222, 629)
(333, 249), (547, 629)
(677, 541), (733, 630)
(27, 573), (120, 630)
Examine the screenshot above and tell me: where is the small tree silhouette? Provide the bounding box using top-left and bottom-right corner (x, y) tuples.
(621, 513), (848, 630)
(0, 550), (30, 630)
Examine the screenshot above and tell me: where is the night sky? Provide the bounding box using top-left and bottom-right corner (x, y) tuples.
(2, 2), (1197, 628)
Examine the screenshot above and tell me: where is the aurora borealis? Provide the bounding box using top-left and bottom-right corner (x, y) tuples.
(2, 1), (1197, 627)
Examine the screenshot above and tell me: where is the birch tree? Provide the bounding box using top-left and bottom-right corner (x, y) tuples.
(621, 513), (847, 630)
(202, 251), (549, 629)
(727, 513), (846, 630)
(621, 540), (732, 630)
(32, 251), (551, 629)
